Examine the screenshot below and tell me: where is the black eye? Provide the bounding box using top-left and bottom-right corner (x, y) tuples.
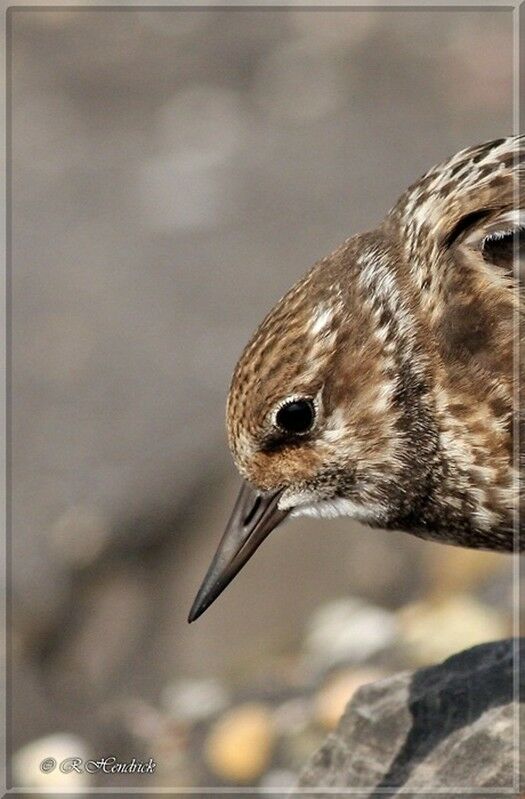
(275, 398), (315, 435)
(482, 228), (523, 273)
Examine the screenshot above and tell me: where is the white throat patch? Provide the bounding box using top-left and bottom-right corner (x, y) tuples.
(282, 495), (383, 525)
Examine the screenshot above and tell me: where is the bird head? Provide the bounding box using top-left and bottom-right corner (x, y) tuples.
(225, 232), (414, 524)
(189, 136), (522, 622)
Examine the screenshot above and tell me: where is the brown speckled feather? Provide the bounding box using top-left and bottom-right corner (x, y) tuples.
(227, 136), (522, 552)
(188, 137), (523, 623)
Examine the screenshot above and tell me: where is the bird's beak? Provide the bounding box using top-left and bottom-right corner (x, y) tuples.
(188, 480), (289, 622)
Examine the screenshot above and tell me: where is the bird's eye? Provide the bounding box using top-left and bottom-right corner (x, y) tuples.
(275, 398), (315, 435)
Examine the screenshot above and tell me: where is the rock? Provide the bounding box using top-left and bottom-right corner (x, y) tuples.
(314, 667), (386, 731)
(204, 702), (275, 783)
(297, 639), (521, 795)
(280, 725), (326, 774)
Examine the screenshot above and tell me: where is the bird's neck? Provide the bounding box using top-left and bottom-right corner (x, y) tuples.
(387, 351), (517, 551)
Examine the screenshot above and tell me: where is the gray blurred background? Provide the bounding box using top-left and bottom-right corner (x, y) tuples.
(9, 7), (515, 790)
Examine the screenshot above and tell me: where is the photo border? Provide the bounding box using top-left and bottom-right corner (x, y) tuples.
(3, 2), (521, 795)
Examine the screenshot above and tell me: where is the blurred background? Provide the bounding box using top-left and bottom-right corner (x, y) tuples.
(9, 6), (515, 792)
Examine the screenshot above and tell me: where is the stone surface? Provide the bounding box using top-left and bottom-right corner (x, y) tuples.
(314, 668), (387, 731)
(297, 639), (522, 796)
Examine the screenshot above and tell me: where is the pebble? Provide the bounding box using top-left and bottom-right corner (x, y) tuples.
(398, 594), (509, 666)
(314, 667), (387, 730)
(162, 676), (230, 724)
(12, 733), (90, 789)
(303, 597), (398, 673)
(272, 697), (312, 736)
(204, 702), (275, 783)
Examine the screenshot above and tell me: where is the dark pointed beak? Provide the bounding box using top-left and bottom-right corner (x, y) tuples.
(188, 480), (289, 622)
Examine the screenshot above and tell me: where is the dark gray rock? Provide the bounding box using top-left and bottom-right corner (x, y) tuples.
(296, 639), (522, 797)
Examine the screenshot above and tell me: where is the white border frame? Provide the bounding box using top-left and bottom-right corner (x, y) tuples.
(4, 2), (521, 795)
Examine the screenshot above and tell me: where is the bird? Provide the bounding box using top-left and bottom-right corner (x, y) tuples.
(189, 135), (523, 623)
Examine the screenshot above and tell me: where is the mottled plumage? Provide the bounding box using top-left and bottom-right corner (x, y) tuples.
(189, 136), (523, 622)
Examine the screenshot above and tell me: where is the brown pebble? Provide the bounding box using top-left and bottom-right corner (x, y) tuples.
(204, 702), (275, 783)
